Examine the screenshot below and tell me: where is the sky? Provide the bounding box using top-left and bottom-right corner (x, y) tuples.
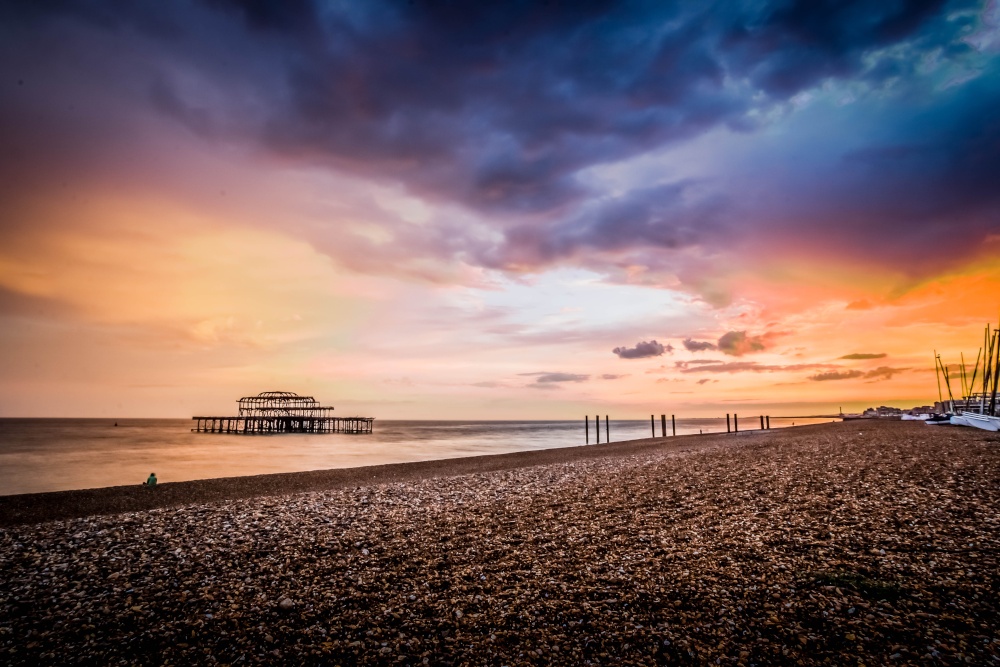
(1, 0), (998, 419)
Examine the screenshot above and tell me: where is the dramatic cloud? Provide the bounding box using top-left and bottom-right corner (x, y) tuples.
(612, 340), (671, 359)
(840, 353), (887, 360)
(717, 331), (767, 357)
(1, 0), (993, 299)
(0, 1), (996, 419)
(809, 370), (866, 382)
(491, 181), (730, 269)
(683, 338), (717, 352)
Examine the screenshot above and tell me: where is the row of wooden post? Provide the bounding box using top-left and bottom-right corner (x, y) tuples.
(649, 414), (677, 438)
(584, 415), (611, 444)
(586, 413), (773, 443)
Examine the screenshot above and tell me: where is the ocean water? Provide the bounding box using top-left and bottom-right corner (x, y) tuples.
(0, 417), (836, 496)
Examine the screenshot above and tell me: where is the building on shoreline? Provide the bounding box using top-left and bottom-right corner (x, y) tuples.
(862, 406), (903, 418)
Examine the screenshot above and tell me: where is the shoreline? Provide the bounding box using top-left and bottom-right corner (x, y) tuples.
(0, 423), (780, 527)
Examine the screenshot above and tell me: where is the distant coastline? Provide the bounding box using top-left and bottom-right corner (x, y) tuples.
(771, 414), (843, 419)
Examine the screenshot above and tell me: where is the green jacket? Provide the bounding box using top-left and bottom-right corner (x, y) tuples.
(145, 474), (157, 486)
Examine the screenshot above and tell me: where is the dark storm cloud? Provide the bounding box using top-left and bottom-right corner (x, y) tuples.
(612, 340), (671, 359)
(752, 67), (1000, 278)
(0, 0), (993, 285)
(721, 0), (953, 96)
(250, 1), (745, 214)
(485, 181), (729, 269)
(840, 353), (887, 360)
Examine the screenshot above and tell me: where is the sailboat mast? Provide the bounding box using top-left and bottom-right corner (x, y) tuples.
(984, 326), (995, 414)
(989, 329), (1000, 416)
(939, 355), (956, 414)
(968, 347), (981, 408)
(960, 352), (968, 401)
(934, 350), (943, 405)
(937, 354), (955, 412)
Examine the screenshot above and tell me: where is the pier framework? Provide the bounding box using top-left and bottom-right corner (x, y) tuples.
(192, 391), (373, 435)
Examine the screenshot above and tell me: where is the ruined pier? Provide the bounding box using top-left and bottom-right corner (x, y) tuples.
(193, 391), (373, 435)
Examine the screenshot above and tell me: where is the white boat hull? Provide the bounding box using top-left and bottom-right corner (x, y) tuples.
(951, 415), (971, 427)
(962, 412), (1000, 432)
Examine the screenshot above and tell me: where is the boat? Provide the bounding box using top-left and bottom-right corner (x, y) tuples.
(961, 412), (1000, 432)
(901, 413), (931, 421)
(935, 323), (1000, 430)
(923, 414), (953, 425)
(950, 414), (972, 427)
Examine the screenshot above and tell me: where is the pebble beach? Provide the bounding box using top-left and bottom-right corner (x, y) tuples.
(1, 420), (998, 666)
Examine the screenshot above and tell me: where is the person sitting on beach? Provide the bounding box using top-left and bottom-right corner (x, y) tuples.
(144, 472), (157, 487)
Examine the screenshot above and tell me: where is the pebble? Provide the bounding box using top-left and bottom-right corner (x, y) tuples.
(0, 421), (997, 665)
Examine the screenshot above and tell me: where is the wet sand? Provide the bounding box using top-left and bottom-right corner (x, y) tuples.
(1, 420), (998, 665)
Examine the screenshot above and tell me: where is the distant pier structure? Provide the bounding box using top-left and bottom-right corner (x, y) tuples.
(193, 391), (374, 434)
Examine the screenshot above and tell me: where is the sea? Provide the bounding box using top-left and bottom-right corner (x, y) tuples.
(0, 417), (836, 496)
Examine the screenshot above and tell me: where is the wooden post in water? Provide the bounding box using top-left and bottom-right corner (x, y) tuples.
(760, 415), (765, 430)
(726, 413), (731, 433)
(650, 415), (655, 438)
(605, 415), (609, 443)
(595, 415), (600, 444)
(661, 414), (667, 437)
(585, 416), (589, 444)
(734, 414), (739, 433)
(672, 414), (676, 436)
(766, 416), (770, 429)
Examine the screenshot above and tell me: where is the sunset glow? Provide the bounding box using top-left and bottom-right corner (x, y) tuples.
(1, 2), (998, 419)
